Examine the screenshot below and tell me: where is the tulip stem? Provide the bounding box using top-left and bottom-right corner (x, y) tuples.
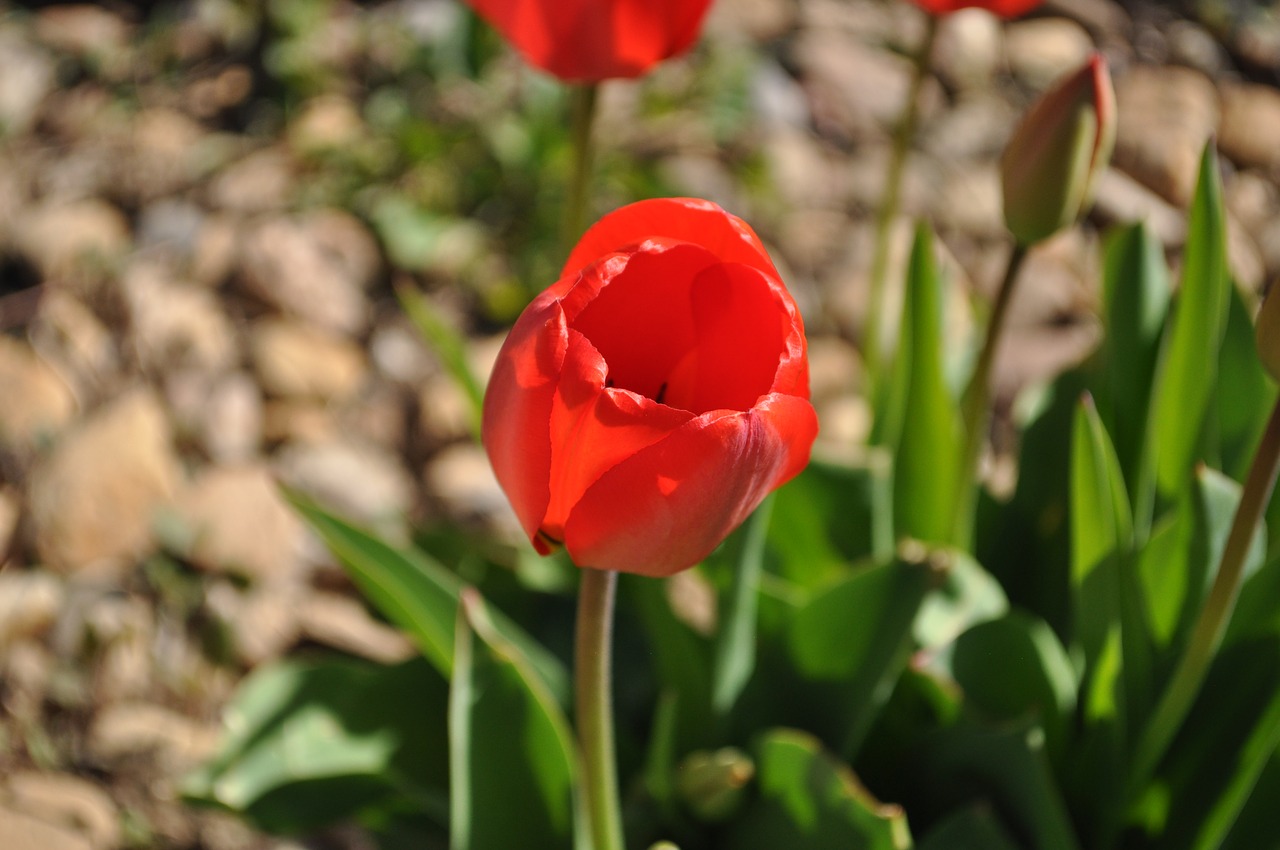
(576, 567), (625, 850)
(1125, 396), (1280, 808)
(951, 242), (1028, 549)
(564, 83), (600, 251)
(863, 12), (938, 406)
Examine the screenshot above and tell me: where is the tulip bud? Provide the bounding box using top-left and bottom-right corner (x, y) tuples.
(676, 747), (755, 822)
(1257, 284), (1280, 382)
(1001, 53), (1116, 246)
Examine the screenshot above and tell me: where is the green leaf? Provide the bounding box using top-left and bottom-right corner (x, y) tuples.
(894, 223), (962, 545)
(1097, 221), (1170, 531)
(767, 451), (894, 587)
(787, 548), (935, 757)
(917, 806), (1021, 850)
(1069, 395), (1133, 723)
(1150, 636), (1280, 850)
(913, 551), (1008, 652)
(1136, 468), (1265, 661)
(1219, 747), (1280, 850)
(1150, 143), (1230, 502)
(724, 729), (913, 850)
(920, 721), (1081, 850)
(287, 490), (569, 703)
(183, 657), (449, 835)
(1215, 285), (1278, 482)
(397, 281), (484, 442)
(711, 496), (772, 716)
(449, 590), (585, 850)
(946, 612), (1077, 755)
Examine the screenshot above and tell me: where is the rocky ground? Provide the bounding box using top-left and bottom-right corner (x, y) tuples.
(3, 0), (1280, 847)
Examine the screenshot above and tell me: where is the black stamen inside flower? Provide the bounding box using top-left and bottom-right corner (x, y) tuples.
(605, 377), (615, 388)
(655, 382), (668, 404)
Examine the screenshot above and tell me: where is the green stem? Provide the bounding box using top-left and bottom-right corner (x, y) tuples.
(564, 83), (600, 252)
(1126, 397), (1280, 805)
(951, 243), (1029, 548)
(576, 567), (625, 850)
(863, 13), (939, 402)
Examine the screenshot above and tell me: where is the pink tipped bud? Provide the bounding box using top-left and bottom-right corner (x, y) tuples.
(1257, 284), (1280, 382)
(1001, 53), (1116, 246)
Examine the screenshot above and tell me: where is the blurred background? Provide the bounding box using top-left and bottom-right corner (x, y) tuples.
(2, 0), (1280, 847)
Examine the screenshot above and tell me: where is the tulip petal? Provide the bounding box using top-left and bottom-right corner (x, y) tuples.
(541, 329), (694, 544)
(481, 290), (567, 547)
(562, 198), (778, 282)
(563, 395), (818, 576)
(466, 0), (714, 81)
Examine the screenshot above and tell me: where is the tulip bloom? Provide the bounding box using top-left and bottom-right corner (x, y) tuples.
(1001, 52), (1116, 246)
(483, 199), (817, 577)
(463, 0), (717, 82)
(910, 0), (1042, 16)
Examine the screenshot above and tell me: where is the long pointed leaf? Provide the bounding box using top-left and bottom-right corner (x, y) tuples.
(1151, 143), (1229, 502)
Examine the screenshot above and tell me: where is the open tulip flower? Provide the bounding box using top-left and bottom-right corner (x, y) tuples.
(483, 198), (818, 577)
(910, 0), (1042, 17)
(463, 0), (717, 81)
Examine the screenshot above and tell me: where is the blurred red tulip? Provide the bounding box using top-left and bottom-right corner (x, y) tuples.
(483, 198), (817, 576)
(463, 0), (717, 81)
(910, 0), (1042, 17)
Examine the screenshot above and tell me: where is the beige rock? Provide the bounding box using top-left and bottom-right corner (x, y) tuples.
(1092, 167), (1186, 247)
(0, 29), (56, 137)
(17, 199), (130, 284)
(205, 581), (301, 666)
(705, 0), (796, 42)
(425, 442), (509, 523)
(933, 8), (1002, 92)
(86, 596), (155, 703)
(190, 214), (239, 287)
(123, 263), (236, 374)
(933, 162), (1004, 237)
(124, 108), (204, 200)
(29, 290), (118, 393)
(1114, 64), (1219, 206)
(262, 399), (336, 444)
(250, 319), (366, 400)
(765, 127), (848, 209)
(298, 593), (414, 664)
(806, 336), (861, 402)
(238, 216), (370, 333)
(28, 389), (180, 576)
(34, 5), (129, 58)
(174, 465), (306, 582)
(275, 440), (414, 531)
(89, 702), (219, 770)
(5, 772), (119, 850)
(0, 570), (63, 650)
(1219, 83), (1280, 172)
(200, 372), (263, 463)
(288, 94), (365, 154)
(207, 147), (294, 212)
(792, 32), (941, 140)
(0, 336), (76, 453)
(0, 806), (92, 850)
(1005, 17), (1095, 90)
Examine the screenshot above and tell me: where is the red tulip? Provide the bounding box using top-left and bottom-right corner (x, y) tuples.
(910, 0), (1042, 17)
(462, 0), (716, 81)
(483, 198), (817, 577)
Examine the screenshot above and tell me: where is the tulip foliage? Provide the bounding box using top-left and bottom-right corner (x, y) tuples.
(185, 19), (1280, 850)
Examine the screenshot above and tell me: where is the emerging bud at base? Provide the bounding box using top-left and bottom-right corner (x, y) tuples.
(676, 747), (756, 822)
(1001, 53), (1116, 246)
